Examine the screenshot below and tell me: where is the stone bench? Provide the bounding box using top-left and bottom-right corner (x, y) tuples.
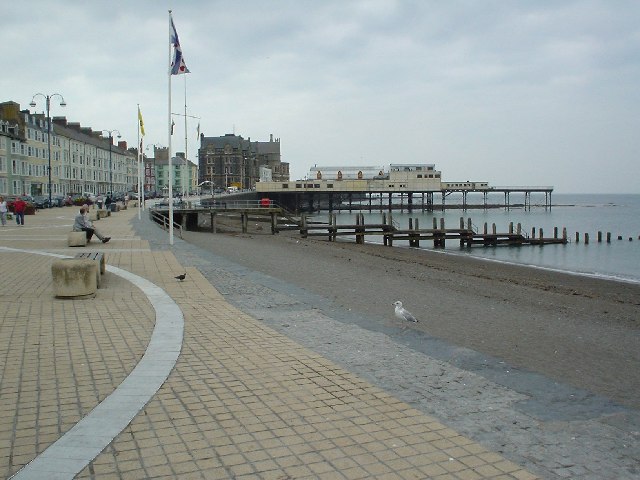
(51, 258), (98, 298)
(68, 231), (87, 247)
(97, 209), (110, 218)
(74, 252), (105, 288)
(89, 211), (99, 222)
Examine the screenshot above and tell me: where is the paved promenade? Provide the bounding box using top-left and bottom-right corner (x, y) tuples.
(0, 203), (635, 479)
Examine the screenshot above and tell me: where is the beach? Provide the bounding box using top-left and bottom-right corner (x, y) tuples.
(181, 224), (640, 410)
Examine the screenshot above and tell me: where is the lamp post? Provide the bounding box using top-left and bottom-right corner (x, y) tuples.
(29, 93), (66, 206)
(102, 129), (121, 195)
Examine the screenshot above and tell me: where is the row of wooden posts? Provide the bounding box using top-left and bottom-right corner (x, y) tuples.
(299, 213), (635, 247)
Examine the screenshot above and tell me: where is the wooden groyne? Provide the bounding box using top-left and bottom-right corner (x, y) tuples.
(297, 213), (568, 248)
(151, 201), (636, 247)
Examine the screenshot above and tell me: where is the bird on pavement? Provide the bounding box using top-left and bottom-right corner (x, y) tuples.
(175, 273), (186, 281)
(393, 301), (417, 323)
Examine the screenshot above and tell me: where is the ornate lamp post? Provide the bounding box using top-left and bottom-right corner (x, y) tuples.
(102, 129), (121, 195)
(29, 93), (66, 206)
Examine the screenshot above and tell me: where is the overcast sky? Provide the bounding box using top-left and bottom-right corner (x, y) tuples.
(4, 0), (639, 193)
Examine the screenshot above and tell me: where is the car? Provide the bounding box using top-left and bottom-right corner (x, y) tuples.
(51, 195), (66, 207)
(32, 195), (52, 209)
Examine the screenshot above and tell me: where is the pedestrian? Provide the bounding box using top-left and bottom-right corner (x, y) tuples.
(124, 193), (129, 207)
(0, 196), (7, 226)
(73, 206), (111, 243)
(96, 194), (104, 209)
(13, 196), (26, 226)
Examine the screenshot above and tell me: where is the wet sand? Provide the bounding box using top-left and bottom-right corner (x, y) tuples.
(182, 225), (640, 410)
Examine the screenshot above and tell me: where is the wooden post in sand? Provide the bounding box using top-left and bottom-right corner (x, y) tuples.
(607, 232), (611, 243)
(576, 232), (580, 243)
(270, 212), (277, 234)
(585, 232), (589, 244)
(598, 231), (602, 243)
(301, 214), (308, 238)
(563, 228), (567, 241)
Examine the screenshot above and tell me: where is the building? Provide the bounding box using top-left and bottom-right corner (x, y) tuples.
(0, 100), (136, 197)
(257, 163), (443, 193)
(198, 133), (289, 190)
(154, 151), (197, 195)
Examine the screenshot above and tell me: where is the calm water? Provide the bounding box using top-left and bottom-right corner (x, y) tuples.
(310, 194), (640, 284)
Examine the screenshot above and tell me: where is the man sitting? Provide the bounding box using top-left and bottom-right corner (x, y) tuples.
(73, 206), (111, 243)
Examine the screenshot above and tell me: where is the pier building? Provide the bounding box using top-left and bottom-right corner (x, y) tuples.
(255, 163), (552, 212)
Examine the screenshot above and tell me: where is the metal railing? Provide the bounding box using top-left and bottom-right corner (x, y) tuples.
(150, 210), (183, 238)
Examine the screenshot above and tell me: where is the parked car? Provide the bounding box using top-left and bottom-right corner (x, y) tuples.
(33, 195), (52, 209)
(51, 195), (66, 207)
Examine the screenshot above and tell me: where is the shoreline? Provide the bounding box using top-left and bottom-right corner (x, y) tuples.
(182, 225), (640, 410)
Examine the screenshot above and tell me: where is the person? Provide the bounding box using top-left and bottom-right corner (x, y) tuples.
(124, 193), (129, 207)
(13, 196), (26, 226)
(96, 194), (104, 209)
(73, 206), (111, 243)
(0, 196), (7, 226)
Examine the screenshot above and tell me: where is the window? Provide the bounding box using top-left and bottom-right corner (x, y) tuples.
(0, 156), (6, 172)
(282, 183), (289, 188)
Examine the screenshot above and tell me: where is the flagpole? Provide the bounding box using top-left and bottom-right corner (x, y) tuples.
(137, 104), (141, 220)
(183, 75), (188, 197)
(168, 10), (174, 245)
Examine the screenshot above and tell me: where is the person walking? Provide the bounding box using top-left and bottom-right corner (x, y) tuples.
(13, 196), (26, 226)
(0, 196), (7, 226)
(73, 206), (111, 243)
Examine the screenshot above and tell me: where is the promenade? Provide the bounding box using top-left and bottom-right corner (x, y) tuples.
(0, 205), (539, 479)
(0, 203), (635, 479)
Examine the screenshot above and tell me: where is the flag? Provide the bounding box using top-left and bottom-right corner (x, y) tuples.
(171, 120), (175, 135)
(170, 14), (190, 75)
(138, 107), (145, 136)
(196, 122), (200, 139)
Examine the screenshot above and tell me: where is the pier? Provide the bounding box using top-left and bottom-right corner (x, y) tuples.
(151, 201), (568, 249)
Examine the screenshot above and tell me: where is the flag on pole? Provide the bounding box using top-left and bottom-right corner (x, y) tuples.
(170, 14), (190, 75)
(171, 120), (175, 135)
(196, 122), (200, 139)
(138, 107), (145, 136)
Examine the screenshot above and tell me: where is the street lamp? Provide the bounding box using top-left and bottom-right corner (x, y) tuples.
(29, 93), (66, 206)
(102, 129), (121, 195)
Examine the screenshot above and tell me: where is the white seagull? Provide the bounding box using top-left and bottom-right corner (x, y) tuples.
(393, 301), (418, 323)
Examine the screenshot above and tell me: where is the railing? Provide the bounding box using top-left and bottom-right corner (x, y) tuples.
(150, 209), (183, 238)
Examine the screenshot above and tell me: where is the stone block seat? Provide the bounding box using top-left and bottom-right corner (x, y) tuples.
(97, 209), (109, 218)
(51, 258), (98, 298)
(68, 231), (87, 247)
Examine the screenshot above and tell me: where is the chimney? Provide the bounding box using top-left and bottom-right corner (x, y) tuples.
(270, 133), (273, 142)
(52, 116), (68, 127)
(118, 140), (128, 150)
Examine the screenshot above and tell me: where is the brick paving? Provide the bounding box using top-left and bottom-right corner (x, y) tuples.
(0, 204), (540, 479)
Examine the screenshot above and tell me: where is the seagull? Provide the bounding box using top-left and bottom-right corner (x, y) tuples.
(393, 301), (417, 323)
(175, 273), (186, 281)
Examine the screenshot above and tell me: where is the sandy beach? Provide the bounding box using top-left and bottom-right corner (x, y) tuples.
(182, 223), (640, 410)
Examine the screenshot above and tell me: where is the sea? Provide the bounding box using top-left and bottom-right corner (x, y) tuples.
(309, 193), (640, 284)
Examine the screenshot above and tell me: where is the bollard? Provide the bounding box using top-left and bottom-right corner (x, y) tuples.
(509, 222), (514, 234)
(598, 231), (602, 243)
(576, 232), (580, 243)
(607, 232), (611, 243)
(540, 228), (544, 239)
(554, 226), (558, 239)
(585, 232), (589, 244)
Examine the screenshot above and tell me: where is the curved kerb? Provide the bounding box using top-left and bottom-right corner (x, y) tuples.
(3, 248), (184, 480)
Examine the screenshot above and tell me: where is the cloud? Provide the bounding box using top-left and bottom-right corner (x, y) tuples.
(3, 0), (639, 192)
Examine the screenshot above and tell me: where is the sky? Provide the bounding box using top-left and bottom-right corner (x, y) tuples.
(3, 0), (639, 193)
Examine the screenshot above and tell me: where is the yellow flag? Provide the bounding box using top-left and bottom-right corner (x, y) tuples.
(138, 107), (145, 136)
